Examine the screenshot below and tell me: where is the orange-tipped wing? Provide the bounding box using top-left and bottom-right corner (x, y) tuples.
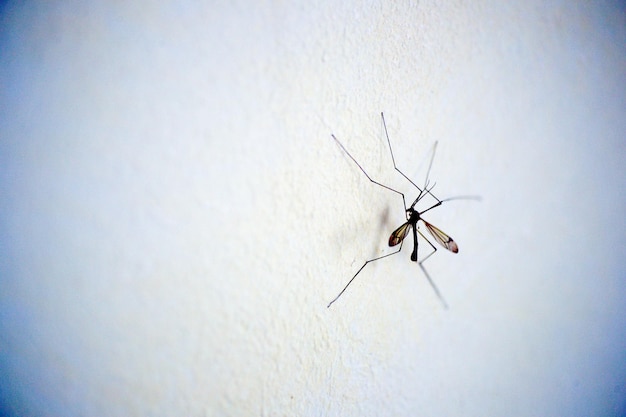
(389, 222), (411, 247)
(423, 220), (458, 253)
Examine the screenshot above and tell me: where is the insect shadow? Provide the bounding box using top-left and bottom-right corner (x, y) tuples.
(328, 113), (479, 309)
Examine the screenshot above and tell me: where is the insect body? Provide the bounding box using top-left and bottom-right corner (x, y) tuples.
(390, 202), (458, 260)
(327, 113), (472, 309)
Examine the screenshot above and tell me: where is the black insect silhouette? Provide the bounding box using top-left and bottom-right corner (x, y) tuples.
(328, 113), (477, 308)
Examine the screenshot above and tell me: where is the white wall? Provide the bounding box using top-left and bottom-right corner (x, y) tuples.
(1, 1), (625, 416)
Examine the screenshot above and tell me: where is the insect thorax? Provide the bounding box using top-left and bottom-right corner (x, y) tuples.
(406, 207), (420, 223)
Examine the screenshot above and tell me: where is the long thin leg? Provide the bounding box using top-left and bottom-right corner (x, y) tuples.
(418, 263), (449, 309)
(327, 240), (405, 308)
(415, 229), (448, 309)
(417, 228), (438, 264)
(441, 195), (483, 203)
(419, 141), (443, 205)
(381, 113), (442, 205)
(420, 194), (482, 216)
(329, 126), (413, 308)
(381, 112), (424, 193)
(409, 179), (438, 208)
(419, 199), (443, 215)
(332, 134), (407, 214)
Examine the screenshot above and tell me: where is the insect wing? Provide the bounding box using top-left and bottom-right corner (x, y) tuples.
(389, 222), (411, 247)
(423, 221), (458, 253)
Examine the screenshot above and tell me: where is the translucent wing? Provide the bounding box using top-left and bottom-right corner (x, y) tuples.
(389, 222), (411, 247)
(422, 220), (458, 253)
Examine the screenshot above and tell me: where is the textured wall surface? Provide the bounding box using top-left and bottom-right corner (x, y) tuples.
(1, 1), (625, 416)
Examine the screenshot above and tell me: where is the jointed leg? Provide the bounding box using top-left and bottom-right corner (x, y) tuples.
(416, 229), (448, 309)
(327, 240), (405, 308)
(332, 134), (408, 213)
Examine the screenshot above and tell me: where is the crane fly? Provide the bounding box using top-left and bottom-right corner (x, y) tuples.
(328, 113), (477, 309)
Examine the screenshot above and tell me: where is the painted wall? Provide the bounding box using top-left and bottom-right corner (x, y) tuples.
(1, 1), (625, 415)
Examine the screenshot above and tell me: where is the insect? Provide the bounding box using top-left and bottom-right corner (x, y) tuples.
(328, 113), (475, 308)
